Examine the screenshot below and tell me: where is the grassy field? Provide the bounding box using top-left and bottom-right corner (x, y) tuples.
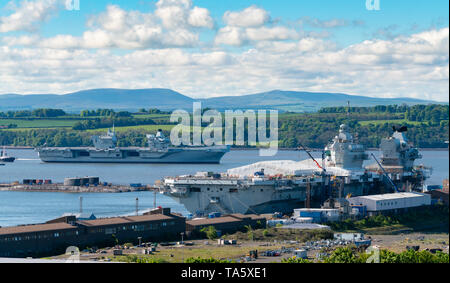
(358, 119), (425, 126)
(86, 124), (208, 133)
(112, 244), (294, 263)
(132, 114), (171, 119)
(86, 124), (176, 133)
(225, 228), (333, 242)
(1, 127), (62, 132)
(0, 119), (79, 128)
(329, 206), (449, 235)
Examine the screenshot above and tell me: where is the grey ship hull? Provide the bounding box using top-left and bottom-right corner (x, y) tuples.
(167, 180), (367, 215)
(37, 146), (229, 164)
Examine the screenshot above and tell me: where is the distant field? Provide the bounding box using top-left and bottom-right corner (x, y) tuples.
(0, 119), (78, 128)
(132, 114), (171, 119)
(87, 124), (176, 133)
(358, 119), (424, 126)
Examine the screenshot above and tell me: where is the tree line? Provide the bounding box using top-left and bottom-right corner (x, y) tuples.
(0, 104), (448, 148)
(319, 104), (449, 124)
(72, 117), (157, 131)
(278, 116), (448, 149)
(0, 109), (66, 118)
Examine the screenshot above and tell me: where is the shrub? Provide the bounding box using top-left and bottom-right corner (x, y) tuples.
(184, 257), (233, 263)
(322, 247), (362, 263)
(119, 255), (168, 263)
(200, 226), (218, 240)
(281, 257), (313, 263)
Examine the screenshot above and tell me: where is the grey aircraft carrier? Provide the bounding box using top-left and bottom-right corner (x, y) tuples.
(36, 129), (230, 164)
(157, 125), (431, 215)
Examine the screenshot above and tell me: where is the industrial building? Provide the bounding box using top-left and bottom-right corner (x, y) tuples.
(348, 192), (431, 215)
(186, 214), (266, 237)
(425, 179), (449, 206)
(293, 208), (341, 223)
(0, 208), (185, 258)
(0, 208), (269, 258)
(426, 190), (449, 206)
(443, 179), (449, 193)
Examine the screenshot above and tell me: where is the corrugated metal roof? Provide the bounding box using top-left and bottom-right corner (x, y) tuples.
(125, 214), (174, 222)
(78, 214), (174, 227)
(187, 216), (242, 226)
(353, 192), (427, 201)
(229, 213), (249, 219)
(230, 213), (265, 220)
(0, 223), (76, 236)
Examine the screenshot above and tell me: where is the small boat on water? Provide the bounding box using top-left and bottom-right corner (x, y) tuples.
(0, 147), (15, 163)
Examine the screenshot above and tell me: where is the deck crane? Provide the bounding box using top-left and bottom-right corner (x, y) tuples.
(371, 153), (399, 193)
(297, 142), (326, 173)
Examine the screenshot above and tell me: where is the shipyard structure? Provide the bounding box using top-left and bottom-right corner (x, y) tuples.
(37, 129), (229, 164)
(158, 125), (431, 216)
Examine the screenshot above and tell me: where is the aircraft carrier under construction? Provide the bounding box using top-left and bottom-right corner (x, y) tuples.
(157, 125), (432, 216)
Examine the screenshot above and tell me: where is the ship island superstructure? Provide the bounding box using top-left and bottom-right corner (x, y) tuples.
(37, 129), (230, 164)
(157, 125), (431, 216)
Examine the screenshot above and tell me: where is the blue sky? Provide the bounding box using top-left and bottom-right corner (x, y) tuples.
(14, 0), (447, 46)
(22, 0), (449, 43)
(0, 0), (448, 101)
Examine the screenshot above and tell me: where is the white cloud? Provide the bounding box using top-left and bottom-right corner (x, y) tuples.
(215, 26), (247, 46)
(1, 27), (448, 102)
(6, 0), (214, 49)
(155, 0), (213, 29)
(80, 3), (203, 49)
(1, 34), (40, 46)
(0, 0), (62, 33)
(215, 25), (299, 46)
(188, 7), (214, 29)
(215, 5), (299, 46)
(299, 17), (365, 29)
(0, 2), (448, 102)
(223, 5), (270, 27)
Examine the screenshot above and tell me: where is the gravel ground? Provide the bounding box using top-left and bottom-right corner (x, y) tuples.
(366, 233), (449, 253)
(50, 232), (449, 263)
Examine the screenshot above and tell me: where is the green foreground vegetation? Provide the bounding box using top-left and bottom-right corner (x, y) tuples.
(115, 246), (449, 264)
(282, 247), (449, 263)
(0, 104), (448, 148)
(328, 205), (449, 234)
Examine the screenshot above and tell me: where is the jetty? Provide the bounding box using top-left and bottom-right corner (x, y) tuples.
(0, 183), (153, 193)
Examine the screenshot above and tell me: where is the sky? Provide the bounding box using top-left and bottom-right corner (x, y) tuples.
(0, 0), (448, 101)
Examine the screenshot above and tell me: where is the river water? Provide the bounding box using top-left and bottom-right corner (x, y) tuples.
(0, 149), (448, 227)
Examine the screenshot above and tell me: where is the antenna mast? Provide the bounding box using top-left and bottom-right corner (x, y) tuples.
(79, 196), (83, 213)
(135, 197), (139, 216)
(347, 101), (350, 118)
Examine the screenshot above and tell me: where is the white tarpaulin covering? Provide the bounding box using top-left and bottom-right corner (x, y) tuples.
(226, 159), (366, 178)
(227, 159), (320, 177)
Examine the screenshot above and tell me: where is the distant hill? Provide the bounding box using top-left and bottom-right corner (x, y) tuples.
(0, 88), (441, 112)
(200, 90), (438, 112)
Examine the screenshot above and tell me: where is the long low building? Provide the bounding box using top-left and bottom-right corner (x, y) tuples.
(186, 214), (266, 236)
(0, 208), (185, 258)
(348, 192), (431, 214)
(0, 209), (269, 258)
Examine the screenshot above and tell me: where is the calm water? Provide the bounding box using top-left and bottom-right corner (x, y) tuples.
(0, 149), (448, 227)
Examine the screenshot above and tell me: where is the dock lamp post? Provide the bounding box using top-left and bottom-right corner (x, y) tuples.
(181, 232), (185, 263)
(138, 237), (142, 247)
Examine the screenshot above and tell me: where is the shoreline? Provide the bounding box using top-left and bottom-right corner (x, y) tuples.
(0, 184), (155, 194)
(5, 146), (449, 151)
